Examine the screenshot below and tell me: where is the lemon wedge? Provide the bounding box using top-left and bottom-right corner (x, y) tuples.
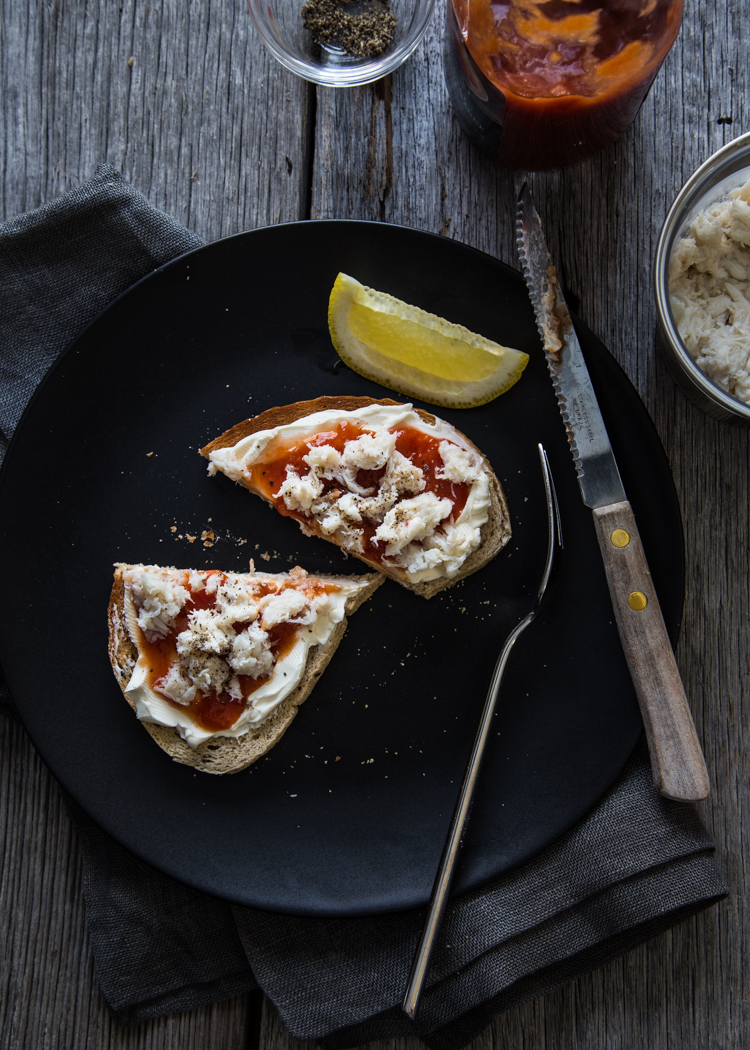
(328, 272), (529, 409)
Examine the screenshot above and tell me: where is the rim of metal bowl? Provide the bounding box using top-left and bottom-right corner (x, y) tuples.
(654, 132), (750, 423)
(247, 0), (436, 87)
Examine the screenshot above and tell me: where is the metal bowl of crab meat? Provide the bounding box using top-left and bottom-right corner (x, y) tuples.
(655, 132), (750, 424)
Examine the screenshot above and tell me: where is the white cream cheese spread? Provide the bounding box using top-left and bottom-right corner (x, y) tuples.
(122, 565), (359, 747)
(207, 404), (492, 584)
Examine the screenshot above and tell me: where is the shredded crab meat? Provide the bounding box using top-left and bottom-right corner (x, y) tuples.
(131, 571), (189, 639)
(669, 178), (750, 404)
(129, 569), (331, 700)
(227, 624), (275, 678)
(434, 442), (483, 483)
(373, 492), (453, 556)
(273, 422), (486, 576)
(156, 663), (197, 706)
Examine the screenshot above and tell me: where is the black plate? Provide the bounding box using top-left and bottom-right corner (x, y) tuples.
(0, 220), (683, 916)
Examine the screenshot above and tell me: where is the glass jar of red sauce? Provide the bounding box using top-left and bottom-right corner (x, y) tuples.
(444, 0), (683, 170)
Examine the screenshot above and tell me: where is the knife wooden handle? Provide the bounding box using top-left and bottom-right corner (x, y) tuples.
(592, 501), (709, 802)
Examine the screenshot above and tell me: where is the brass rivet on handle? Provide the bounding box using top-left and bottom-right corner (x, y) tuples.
(611, 528), (630, 547)
(628, 591), (648, 611)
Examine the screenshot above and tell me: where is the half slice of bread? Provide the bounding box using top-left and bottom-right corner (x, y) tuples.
(200, 396), (511, 599)
(108, 563), (382, 774)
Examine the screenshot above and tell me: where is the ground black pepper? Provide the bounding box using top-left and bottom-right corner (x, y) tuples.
(301, 0), (397, 59)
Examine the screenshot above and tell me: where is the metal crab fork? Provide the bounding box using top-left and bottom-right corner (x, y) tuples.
(402, 443), (563, 1020)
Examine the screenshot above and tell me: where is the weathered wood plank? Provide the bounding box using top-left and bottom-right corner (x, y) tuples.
(1, 0), (748, 1042)
(0, 715), (255, 1049)
(0, 0), (312, 236)
(0, 0), (310, 1046)
(309, 0), (749, 1046)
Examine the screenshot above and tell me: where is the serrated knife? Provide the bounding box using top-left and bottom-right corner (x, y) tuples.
(516, 184), (709, 802)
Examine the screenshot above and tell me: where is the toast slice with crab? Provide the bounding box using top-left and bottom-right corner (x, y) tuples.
(108, 561), (381, 774)
(201, 396), (511, 598)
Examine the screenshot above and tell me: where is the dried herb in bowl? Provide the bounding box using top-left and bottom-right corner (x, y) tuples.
(301, 0), (397, 59)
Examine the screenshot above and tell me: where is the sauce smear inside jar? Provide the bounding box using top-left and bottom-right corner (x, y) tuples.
(445, 0), (683, 170)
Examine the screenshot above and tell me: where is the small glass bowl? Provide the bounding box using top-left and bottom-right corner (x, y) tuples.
(247, 0), (435, 86)
(654, 132), (750, 424)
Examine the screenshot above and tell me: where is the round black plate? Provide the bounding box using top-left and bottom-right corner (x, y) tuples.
(0, 220), (683, 916)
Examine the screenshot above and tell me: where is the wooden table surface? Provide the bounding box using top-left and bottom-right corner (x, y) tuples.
(1, 0), (748, 1046)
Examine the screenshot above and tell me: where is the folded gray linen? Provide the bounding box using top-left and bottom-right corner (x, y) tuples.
(0, 167), (727, 1046)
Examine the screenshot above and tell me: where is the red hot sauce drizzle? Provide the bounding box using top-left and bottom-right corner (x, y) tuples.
(245, 422), (472, 567)
(135, 571), (331, 733)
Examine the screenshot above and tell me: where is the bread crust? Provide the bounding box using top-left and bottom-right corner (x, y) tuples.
(200, 396), (511, 598)
(107, 564), (382, 775)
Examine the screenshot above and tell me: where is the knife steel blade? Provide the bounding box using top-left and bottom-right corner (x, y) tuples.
(516, 183), (709, 803)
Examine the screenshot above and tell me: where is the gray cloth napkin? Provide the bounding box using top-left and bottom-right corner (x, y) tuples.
(0, 167), (728, 1045)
